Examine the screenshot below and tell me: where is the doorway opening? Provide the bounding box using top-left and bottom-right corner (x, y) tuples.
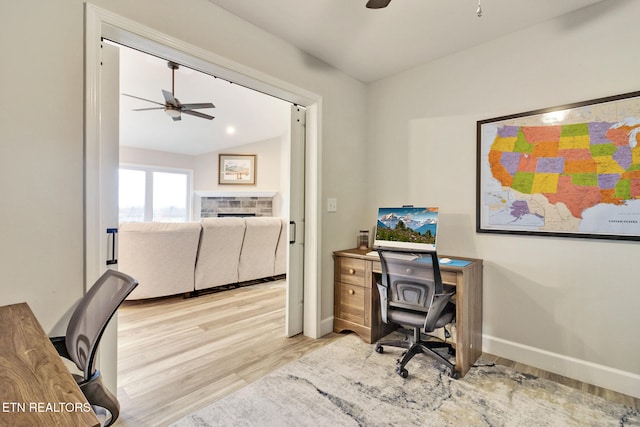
(109, 38), (301, 321)
(108, 38), (300, 370)
(85, 4), (322, 409)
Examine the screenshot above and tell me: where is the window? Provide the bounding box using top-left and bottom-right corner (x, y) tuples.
(119, 166), (192, 223)
(119, 169), (146, 222)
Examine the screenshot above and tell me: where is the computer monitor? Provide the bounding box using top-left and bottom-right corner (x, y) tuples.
(373, 207), (438, 251)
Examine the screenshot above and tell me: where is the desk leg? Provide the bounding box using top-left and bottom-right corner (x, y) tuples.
(454, 264), (483, 377)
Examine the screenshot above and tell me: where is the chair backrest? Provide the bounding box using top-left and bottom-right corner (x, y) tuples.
(65, 270), (138, 380)
(377, 249), (452, 331)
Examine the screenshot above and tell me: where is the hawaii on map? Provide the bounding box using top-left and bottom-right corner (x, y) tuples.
(478, 92), (640, 239)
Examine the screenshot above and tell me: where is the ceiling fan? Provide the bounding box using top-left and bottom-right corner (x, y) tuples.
(367, 0), (483, 16)
(366, 0), (391, 9)
(123, 61), (215, 121)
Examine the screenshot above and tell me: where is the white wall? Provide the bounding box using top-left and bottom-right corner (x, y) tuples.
(0, 1), (85, 333)
(0, 0), (367, 339)
(367, 0), (640, 397)
(120, 146), (196, 171)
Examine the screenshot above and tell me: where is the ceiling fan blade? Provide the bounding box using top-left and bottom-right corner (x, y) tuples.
(132, 107), (165, 111)
(122, 93), (165, 106)
(162, 89), (179, 107)
(181, 102), (215, 110)
(366, 0), (391, 8)
(182, 109), (215, 120)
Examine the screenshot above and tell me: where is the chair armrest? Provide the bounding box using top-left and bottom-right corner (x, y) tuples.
(376, 282), (389, 323)
(424, 292), (455, 331)
(50, 336), (71, 360)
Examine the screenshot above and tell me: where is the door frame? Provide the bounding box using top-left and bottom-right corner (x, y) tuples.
(85, 5), (323, 340)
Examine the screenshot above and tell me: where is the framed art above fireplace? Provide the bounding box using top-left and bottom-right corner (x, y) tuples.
(219, 154), (256, 185)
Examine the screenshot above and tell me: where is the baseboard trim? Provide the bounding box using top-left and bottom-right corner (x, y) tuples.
(483, 334), (640, 399)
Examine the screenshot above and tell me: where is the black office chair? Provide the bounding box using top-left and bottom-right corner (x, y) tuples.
(374, 249), (458, 379)
(51, 269), (138, 427)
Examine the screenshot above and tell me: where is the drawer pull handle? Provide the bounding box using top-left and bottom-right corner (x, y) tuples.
(348, 289), (355, 295)
(348, 268), (355, 274)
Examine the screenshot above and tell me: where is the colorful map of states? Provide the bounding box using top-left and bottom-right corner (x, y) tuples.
(489, 121), (640, 219)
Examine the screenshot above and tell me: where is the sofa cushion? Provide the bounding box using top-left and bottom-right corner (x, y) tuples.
(274, 217), (287, 276)
(238, 217), (283, 282)
(195, 217), (246, 291)
(119, 222), (202, 299)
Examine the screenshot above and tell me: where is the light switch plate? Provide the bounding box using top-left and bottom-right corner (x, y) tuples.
(327, 198), (337, 212)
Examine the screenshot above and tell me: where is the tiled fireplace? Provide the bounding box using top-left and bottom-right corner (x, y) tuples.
(195, 192), (277, 218)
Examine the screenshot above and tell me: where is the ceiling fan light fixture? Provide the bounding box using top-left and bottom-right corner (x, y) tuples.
(165, 107), (181, 118)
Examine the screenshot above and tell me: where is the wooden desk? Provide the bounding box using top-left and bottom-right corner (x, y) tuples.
(0, 303), (100, 427)
(333, 248), (483, 377)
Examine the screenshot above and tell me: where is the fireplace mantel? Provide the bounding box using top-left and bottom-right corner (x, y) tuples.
(194, 191), (278, 219)
(194, 191), (277, 198)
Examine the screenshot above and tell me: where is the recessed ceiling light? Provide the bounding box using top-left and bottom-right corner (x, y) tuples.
(226, 126), (236, 135)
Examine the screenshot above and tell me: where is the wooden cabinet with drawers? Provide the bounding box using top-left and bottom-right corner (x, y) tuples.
(333, 253), (393, 343)
(333, 248), (483, 377)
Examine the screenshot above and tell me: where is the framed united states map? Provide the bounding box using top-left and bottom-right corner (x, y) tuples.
(477, 90), (640, 241)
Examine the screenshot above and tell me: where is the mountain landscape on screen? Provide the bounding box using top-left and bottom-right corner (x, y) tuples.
(376, 208), (438, 246)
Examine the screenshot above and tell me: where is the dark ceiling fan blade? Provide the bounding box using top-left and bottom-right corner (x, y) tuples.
(132, 107), (165, 111)
(181, 102), (215, 110)
(182, 109), (215, 120)
(122, 93), (165, 106)
(161, 89), (179, 107)
(366, 0), (391, 8)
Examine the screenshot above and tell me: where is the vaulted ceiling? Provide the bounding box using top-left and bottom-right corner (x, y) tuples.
(118, 44), (291, 156)
(120, 0), (605, 155)
(207, 0), (605, 83)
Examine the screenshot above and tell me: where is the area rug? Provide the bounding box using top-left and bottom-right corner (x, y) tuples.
(171, 333), (639, 427)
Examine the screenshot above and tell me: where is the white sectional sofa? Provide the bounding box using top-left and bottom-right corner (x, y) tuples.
(119, 217), (286, 300)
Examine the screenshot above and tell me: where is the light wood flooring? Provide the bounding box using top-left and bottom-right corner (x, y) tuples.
(114, 279), (343, 426)
(114, 280), (637, 426)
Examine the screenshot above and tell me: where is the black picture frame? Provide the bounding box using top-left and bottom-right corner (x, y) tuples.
(476, 90), (640, 241)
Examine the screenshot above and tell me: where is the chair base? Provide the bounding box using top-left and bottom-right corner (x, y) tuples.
(375, 327), (458, 379)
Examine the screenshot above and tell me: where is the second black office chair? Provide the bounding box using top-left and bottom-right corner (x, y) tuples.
(51, 269), (138, 426)
(375, 249), (458, 379)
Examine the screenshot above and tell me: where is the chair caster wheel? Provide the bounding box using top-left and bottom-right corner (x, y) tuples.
(375, 345), (384, 354)
(396, 367), (408, 378)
